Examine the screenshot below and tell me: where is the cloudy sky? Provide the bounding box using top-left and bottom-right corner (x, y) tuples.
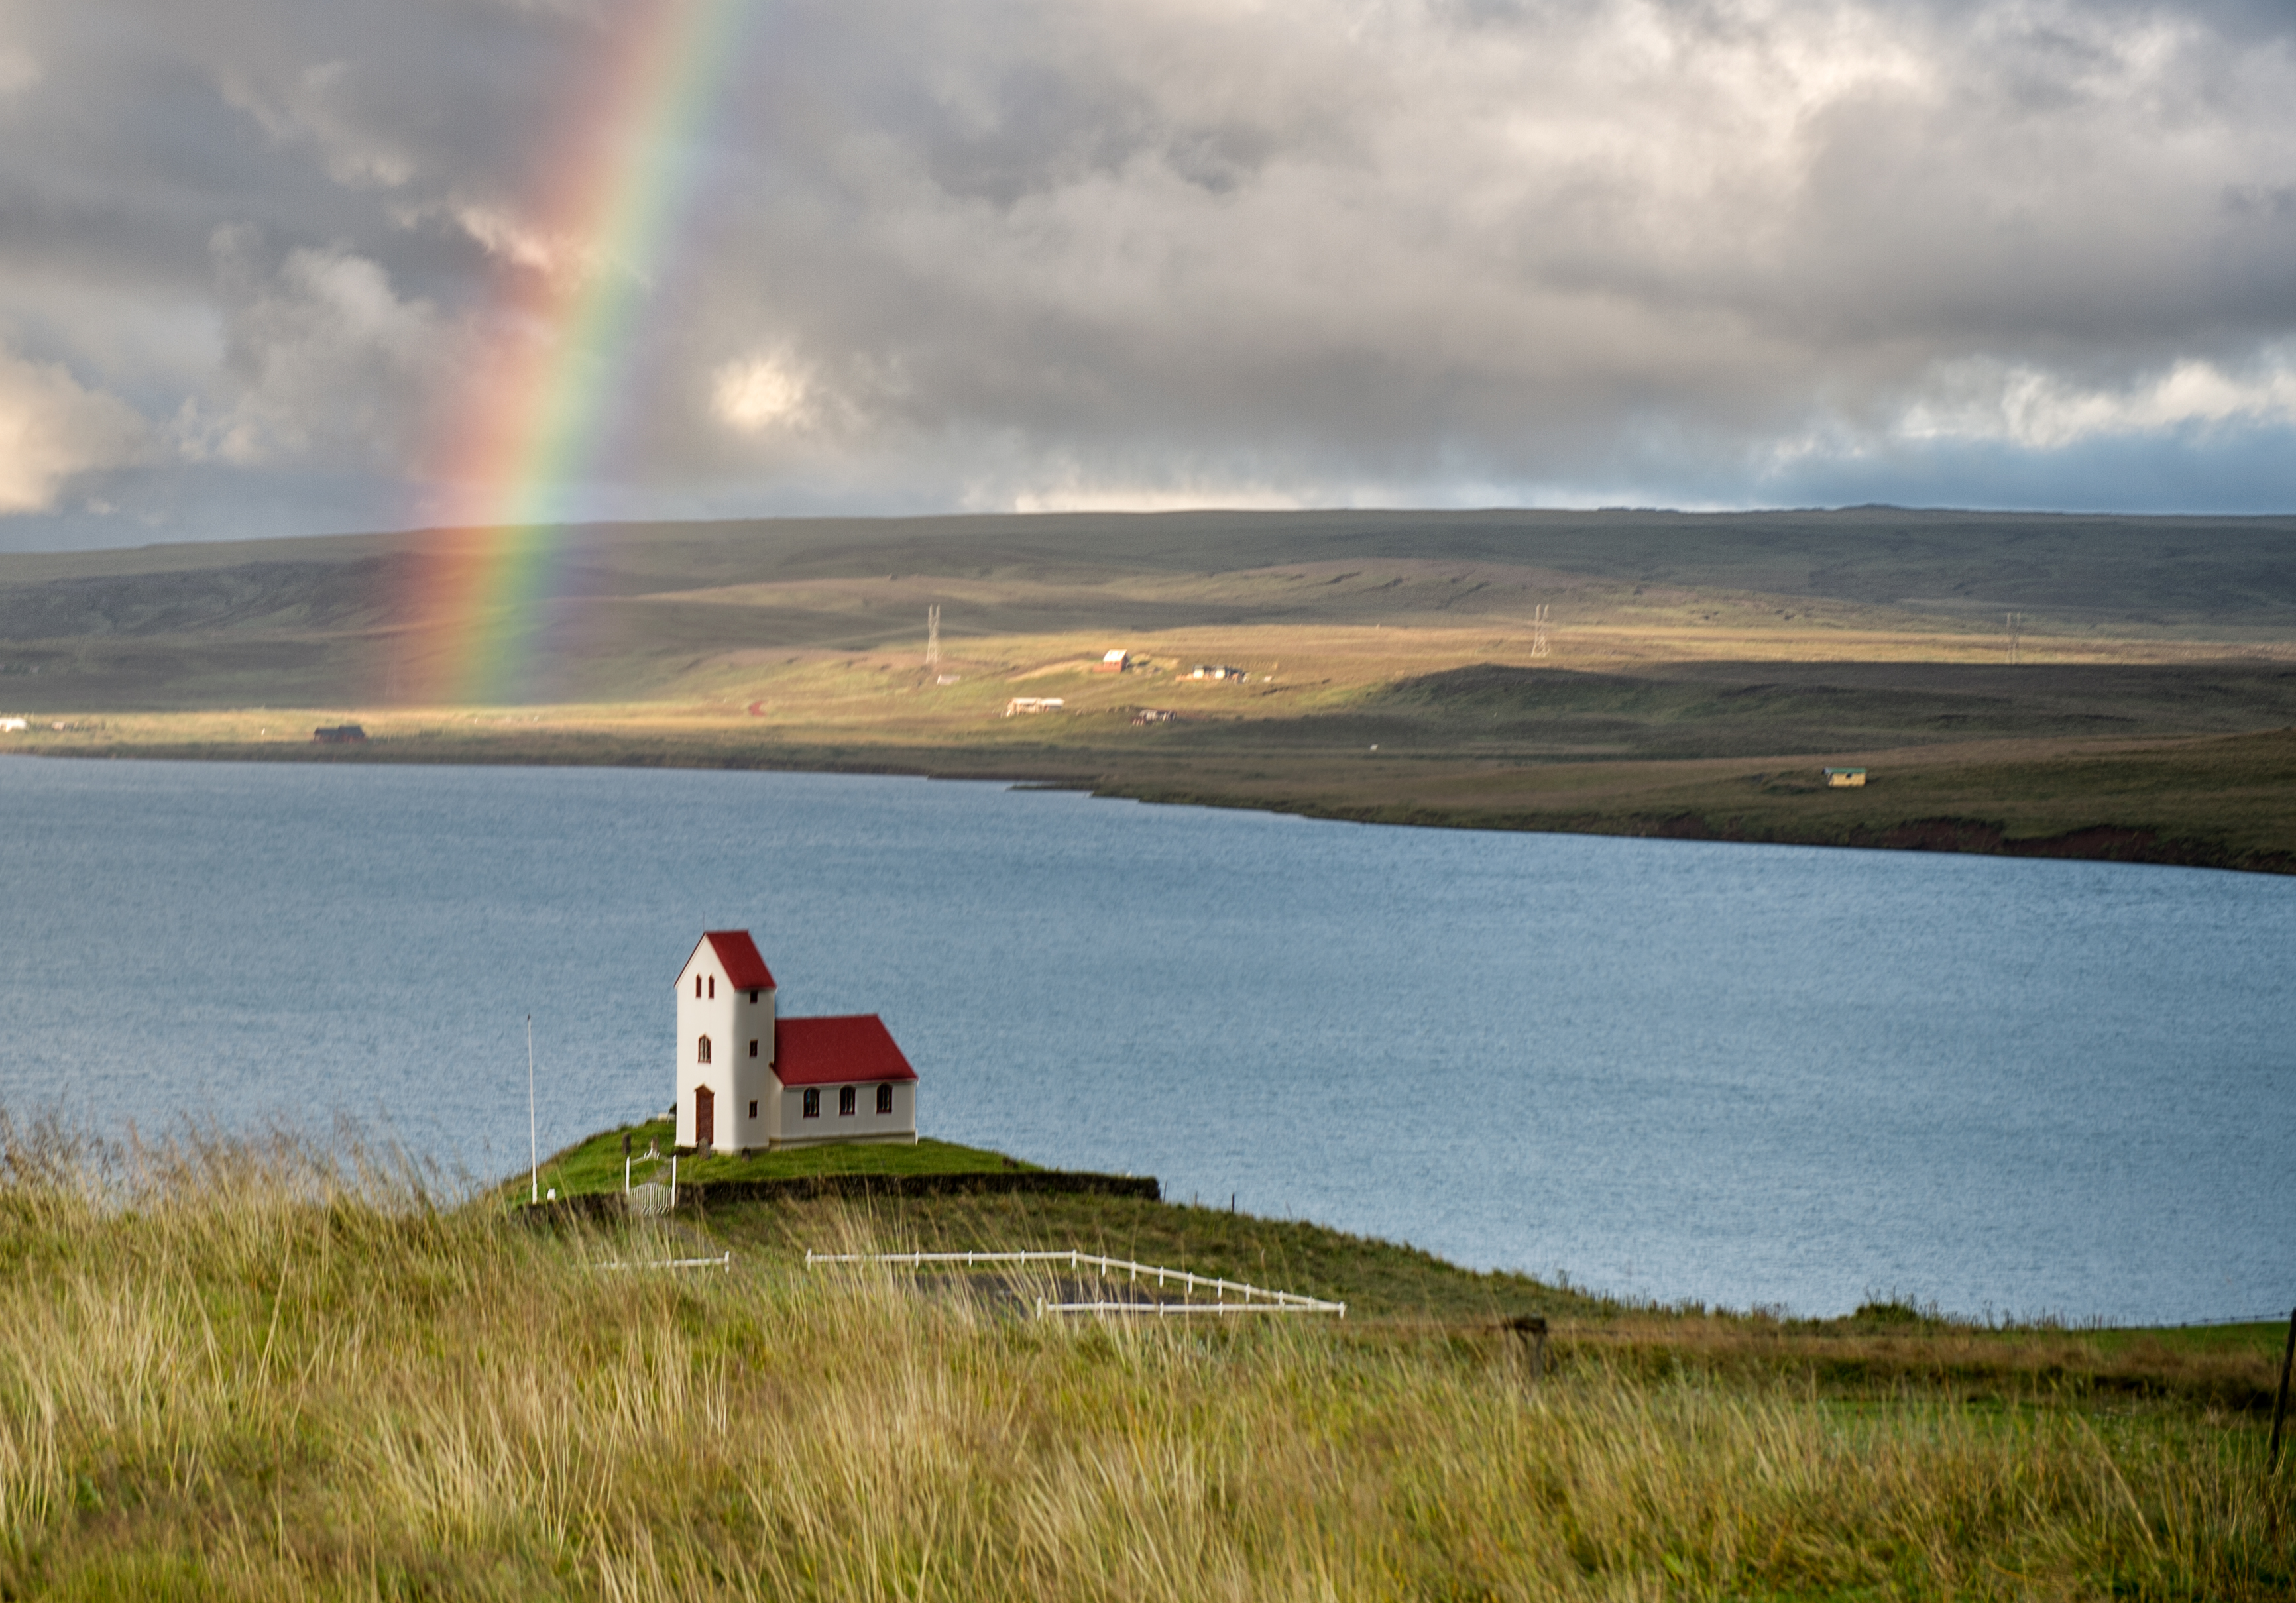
(1, 0), (2293, 552)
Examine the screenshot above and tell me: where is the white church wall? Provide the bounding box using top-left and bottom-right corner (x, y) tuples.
(771, 1078), (917, 1148)
(673, 943), (738, 1150)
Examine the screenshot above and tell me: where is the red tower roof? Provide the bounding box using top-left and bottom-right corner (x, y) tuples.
(774, 1015), (917, 1086)
(681, 930), (777, 991)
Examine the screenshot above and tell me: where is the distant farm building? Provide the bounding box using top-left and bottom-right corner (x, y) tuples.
(1825, 768), (1868, 787)
(1188, 665), (1247, 681)
(312, 725), (367, 744)
(0, 718), (24, 732)
(1094, 650), (1131, 673)
(1132, 708), (1177, 724)
(675, 930), (918, 1154)
(1004, 696), (1065, 716)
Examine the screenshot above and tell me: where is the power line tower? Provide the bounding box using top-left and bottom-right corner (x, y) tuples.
(1530, 604), (1550, 659)
(926, 605), (941, 671)
(2006, 611), (2023, 664)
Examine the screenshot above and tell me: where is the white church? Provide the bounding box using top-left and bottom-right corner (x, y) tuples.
(674, 930), (919, 1152)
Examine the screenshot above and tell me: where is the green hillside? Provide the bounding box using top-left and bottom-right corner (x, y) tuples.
(7, 507), (2296, 871)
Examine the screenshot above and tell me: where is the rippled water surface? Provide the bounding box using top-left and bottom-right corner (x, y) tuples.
(3, 756), (2289, 1322)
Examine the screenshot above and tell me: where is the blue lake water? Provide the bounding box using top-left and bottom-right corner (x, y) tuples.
(1, 755), (2289, 1323)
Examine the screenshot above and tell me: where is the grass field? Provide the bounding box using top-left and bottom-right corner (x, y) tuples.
(1, 1124), (2289, 1600)
(6, 507), (2296, 869)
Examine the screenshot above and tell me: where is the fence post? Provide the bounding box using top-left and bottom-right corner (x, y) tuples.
(2269, 1306), (2296, 1473)
(1505, 1315), (1549, 1382)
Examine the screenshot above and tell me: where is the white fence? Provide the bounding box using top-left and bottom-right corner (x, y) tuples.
(594, 1252), (732, 1272)
(804, 1248), (1346, 1317)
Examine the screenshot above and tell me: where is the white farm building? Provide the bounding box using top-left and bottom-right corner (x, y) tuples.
(674, 930), (919, 1153)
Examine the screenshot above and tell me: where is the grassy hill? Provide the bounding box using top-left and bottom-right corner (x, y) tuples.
(8, 507), (2296, 706)
(526, 1123), (1041, 1196)
(7, 507), (2296, 869)
(1, 1126), (2287, 1598)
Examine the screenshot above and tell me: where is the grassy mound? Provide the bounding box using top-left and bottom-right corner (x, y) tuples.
(526, 1119), (1040, 1199)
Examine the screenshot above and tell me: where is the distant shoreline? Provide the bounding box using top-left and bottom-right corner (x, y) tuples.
(11, 728), (2293, 877)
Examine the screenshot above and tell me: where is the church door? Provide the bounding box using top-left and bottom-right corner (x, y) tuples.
(695, 1085), (715, 1149)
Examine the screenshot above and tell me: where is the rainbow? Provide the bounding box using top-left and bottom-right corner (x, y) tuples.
(410, 0), (758, 706)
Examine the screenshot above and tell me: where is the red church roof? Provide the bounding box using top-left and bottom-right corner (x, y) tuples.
(689, 930), (775, 991)
(774, 1015), (917, 1086)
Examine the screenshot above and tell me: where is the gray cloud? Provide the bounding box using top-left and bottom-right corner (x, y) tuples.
(172, 225), (456, 469)
(2, 0), (2295, 549)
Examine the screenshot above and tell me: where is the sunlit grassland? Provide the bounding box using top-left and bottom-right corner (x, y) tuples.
(18, 641), (2296, 871)
(0, 1123), (2289, 1599)
(16, 612), (2296, 752)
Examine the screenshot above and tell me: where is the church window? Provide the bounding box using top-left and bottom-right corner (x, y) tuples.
(876, 1084), (893, 1115)
(697, 1035), (711, 1064)
(748, 1100), (758, 1119)
(707, 975), (715, 999)
(803, 1089), (820, 1119)
(748, 1039), (758, 1058)
(839, 1086), (857, 1117)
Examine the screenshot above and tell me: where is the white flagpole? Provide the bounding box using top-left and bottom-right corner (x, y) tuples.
(528, 1014), (538, 1205)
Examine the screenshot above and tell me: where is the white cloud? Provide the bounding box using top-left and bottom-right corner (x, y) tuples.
(1899, 349), (2296, 450)
(1005, 483), (1313, 514)
(712, 353), (815, 435)
(0, 44), (39, 99)
(412, 193), (643, 285)
(0, 349), (150, 514)
(442, 201), (579, 276)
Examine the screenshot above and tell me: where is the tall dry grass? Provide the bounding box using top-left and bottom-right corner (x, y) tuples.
(0, 1119), (2287, 1600)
